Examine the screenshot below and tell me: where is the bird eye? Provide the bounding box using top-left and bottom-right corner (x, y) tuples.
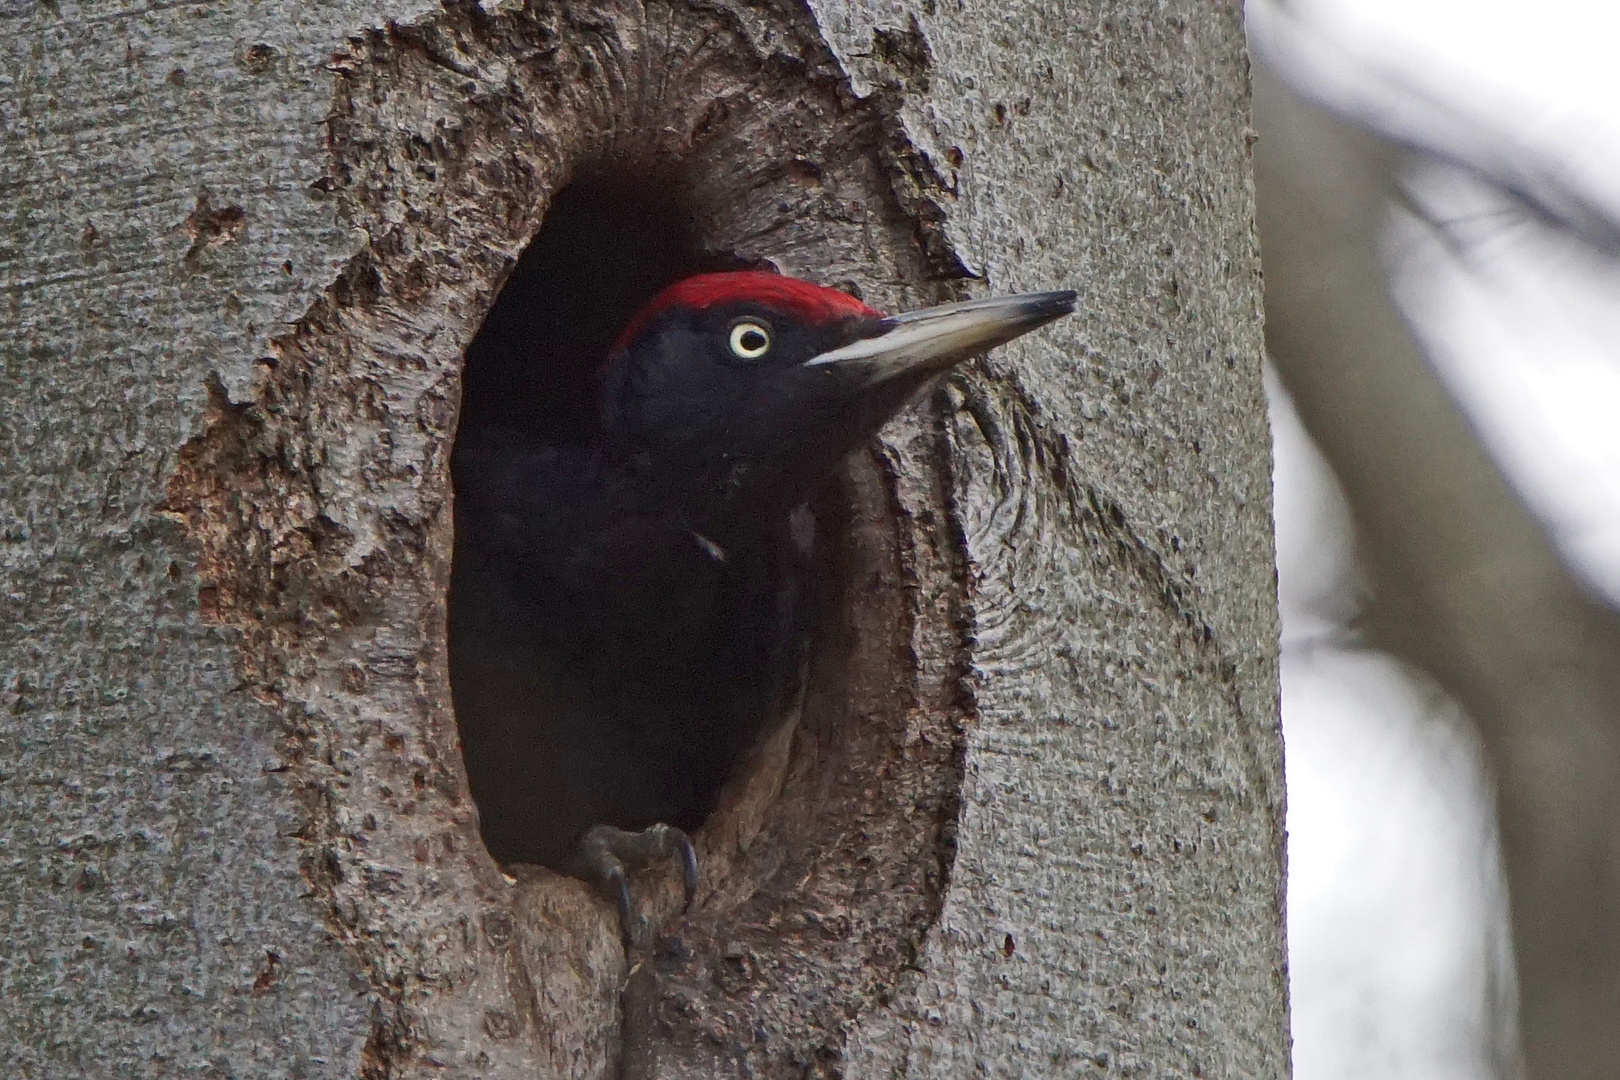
(727, 320), (772, 360)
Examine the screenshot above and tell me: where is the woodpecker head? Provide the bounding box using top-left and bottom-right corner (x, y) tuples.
(600, 271), (1075, 515)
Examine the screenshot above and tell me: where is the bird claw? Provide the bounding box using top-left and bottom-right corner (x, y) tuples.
(676, 834), (699, 913)
(573, 823), (699, 948)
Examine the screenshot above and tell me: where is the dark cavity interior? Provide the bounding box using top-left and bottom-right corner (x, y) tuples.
(458, 170), (735, 442)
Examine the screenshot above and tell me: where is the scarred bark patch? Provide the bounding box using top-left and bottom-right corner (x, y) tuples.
(162, 1), (974, 1076)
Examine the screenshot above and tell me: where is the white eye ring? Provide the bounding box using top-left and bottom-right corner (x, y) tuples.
(728, 320), (772, 360)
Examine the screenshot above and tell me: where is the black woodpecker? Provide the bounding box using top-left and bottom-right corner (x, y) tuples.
(449, 271), (1074, 943)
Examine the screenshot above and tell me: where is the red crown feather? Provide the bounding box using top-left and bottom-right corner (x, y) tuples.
(612, 271), (880, 354)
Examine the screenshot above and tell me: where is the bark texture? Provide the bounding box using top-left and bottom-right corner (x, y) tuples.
(1254, 65), (1620, 1080)
(1, 0), (1283, 1077)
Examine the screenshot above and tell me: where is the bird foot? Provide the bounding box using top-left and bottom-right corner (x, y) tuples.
(571, 823), (699, 949)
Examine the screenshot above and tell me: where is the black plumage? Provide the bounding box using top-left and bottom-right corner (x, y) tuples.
(448, 270), (1074, 939)
(448, 421), (813, 869)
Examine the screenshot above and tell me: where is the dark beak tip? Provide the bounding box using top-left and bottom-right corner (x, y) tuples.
(1009, 290), (1077, 333)
(1040, 289), (1079, 315)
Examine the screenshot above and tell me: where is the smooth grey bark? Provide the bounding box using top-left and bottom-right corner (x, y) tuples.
(1254, 65), (1620, 1080)
(1, 1), (1284, 1077)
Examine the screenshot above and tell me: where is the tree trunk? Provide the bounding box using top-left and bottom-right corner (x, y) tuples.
(0, 0), (1284, 1077)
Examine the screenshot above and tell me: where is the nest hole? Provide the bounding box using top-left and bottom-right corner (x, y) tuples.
(450, 163), (851, 879)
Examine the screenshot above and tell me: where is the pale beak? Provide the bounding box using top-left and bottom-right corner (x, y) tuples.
(804, 290), (1076, 384)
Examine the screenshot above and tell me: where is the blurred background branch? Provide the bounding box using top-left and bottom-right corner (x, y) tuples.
(1248, 2), (1620, 1077)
